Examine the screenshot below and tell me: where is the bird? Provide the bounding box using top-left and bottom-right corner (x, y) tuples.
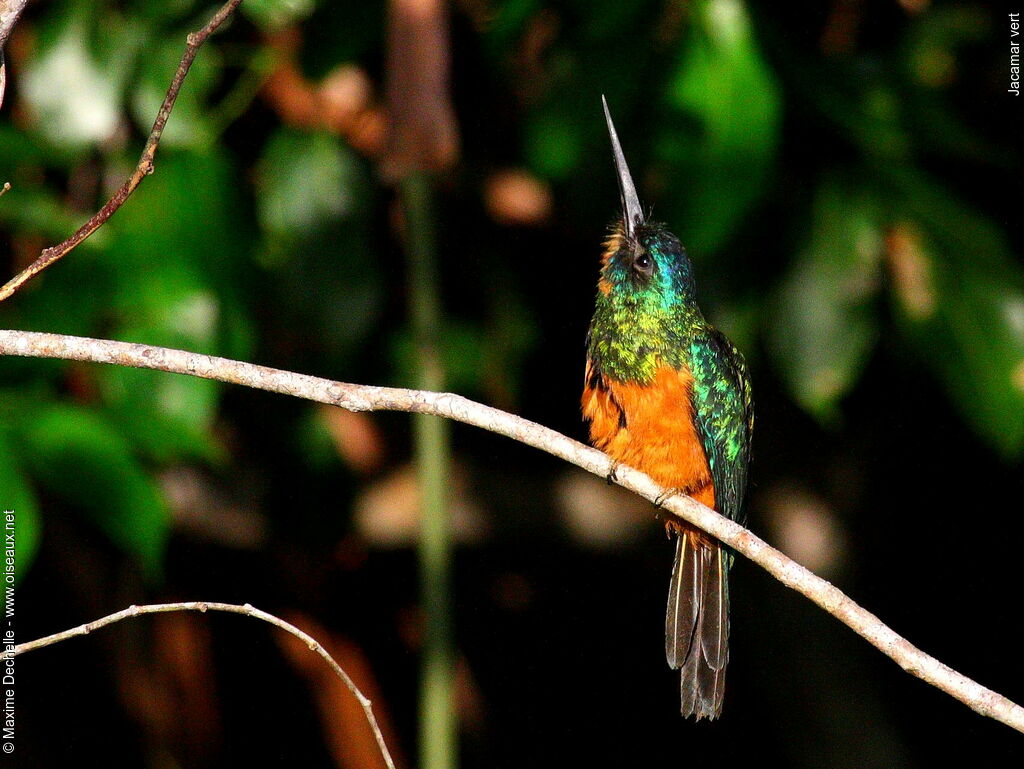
(582, 97), (754, 720)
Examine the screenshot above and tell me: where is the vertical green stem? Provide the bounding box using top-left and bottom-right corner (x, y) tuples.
(401, 172), (456, 769)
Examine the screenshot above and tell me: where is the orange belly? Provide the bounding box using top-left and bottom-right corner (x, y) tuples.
(582, 364), (715, 513)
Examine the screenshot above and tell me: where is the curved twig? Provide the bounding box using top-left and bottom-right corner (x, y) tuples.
(1, 328), (1022, 734)
(13, 601), (398, 769)
(0, 0), (243, 303)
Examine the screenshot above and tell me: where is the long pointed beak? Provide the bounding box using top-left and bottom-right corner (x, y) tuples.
(602, 95), (644, 239)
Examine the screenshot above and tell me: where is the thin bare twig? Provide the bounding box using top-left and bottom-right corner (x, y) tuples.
(1, 329), (1022, 734)
(13, 601), (398, 769)
(0, 0), (243, 303)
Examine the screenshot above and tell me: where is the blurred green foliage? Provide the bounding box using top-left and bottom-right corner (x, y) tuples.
(767, 175), (882, 423)
(0, 426), (41, 578)
(657, 0), (781, 254)
(0, 0), (1021, 586)
(21, 402), (169, 577)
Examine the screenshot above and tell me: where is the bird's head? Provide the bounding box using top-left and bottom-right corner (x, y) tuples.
(597, 97), (697, 309)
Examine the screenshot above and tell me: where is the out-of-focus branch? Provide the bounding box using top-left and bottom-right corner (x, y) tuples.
(400, 172), (456, 769)
(0, 0), (30, 109)
(383, 0), (460, 764)
(13, 601), (398, 769)
(2, 328), (1023, 735)
(0, 0), (29, 50)
(0, 0), (243, 303)
(381, 0), (459, 179)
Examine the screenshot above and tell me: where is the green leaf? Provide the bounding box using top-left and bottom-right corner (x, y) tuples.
(0, 430), (43, 581)
(20, 0), (143, 150)
(125, 0), (200, 24)
(925, 268), (1024, 459)
(883, 174), (1024, 458)
(104, 149), (248, 291)
(767, 177), (884, 422)
(100, 316), (225, 463)
(256, 129), (361, 238)
(656, 0), (781, 254)
(0, 123), (77, 170)
(256, 129), (381, 366)
(0, 186), (104, 245)
(242, 0), (317, 31)
(94, 150), (250, 461)
(19, 404), (169, 578)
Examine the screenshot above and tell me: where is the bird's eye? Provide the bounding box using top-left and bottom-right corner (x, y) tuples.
(633, 251), (654, 276)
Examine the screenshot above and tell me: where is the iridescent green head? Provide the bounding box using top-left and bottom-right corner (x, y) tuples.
(598, 96), (698, 308)
(588, 100), (705, 384)
(598, 221), (698, 309)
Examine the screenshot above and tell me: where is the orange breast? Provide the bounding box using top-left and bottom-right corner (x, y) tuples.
(582, 363), (715, 510)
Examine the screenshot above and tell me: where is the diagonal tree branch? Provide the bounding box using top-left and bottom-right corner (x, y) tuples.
(12, 601), (398, 769)
(1, 327), (1022, 734)
(0, 0), (243, 303)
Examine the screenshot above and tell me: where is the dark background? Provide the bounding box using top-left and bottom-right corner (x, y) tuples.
(2, 0), (1023, 766)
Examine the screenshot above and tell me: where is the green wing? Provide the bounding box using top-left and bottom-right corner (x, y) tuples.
(690, 329), (754, 524)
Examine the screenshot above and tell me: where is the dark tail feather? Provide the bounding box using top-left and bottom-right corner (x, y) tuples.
(666, 534), (730, 720)
(665, 533), (699, 670)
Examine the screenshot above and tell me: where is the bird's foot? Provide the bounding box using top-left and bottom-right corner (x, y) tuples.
(654, 487), (682, 508)
(606, 460), (621, 485)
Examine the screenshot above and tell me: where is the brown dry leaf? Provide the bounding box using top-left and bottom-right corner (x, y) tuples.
(261, 29), (385, 155)
(347, 105), (388, 157)
(885, 223), (936, 320)
(319, 64), (373, 131)
(160, 466), (268, 549)
(120, 614), (222, 764)
(761, 482), (848, 577)
(155, 613), (223, 756)
(381, 0), (460, 179)
(276, 611), (405, 769)
(554, 468), (650, 548)
(319, 404), (385, 474)
(513, 8), (560, 98)
(485, 169), (553, 226)
(454, 655), (486, 732)
(261, 28), (321, 127)
(353, 462), (489, 547)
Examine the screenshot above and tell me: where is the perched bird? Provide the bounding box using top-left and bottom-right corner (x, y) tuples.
(582, 98), (754, 720)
